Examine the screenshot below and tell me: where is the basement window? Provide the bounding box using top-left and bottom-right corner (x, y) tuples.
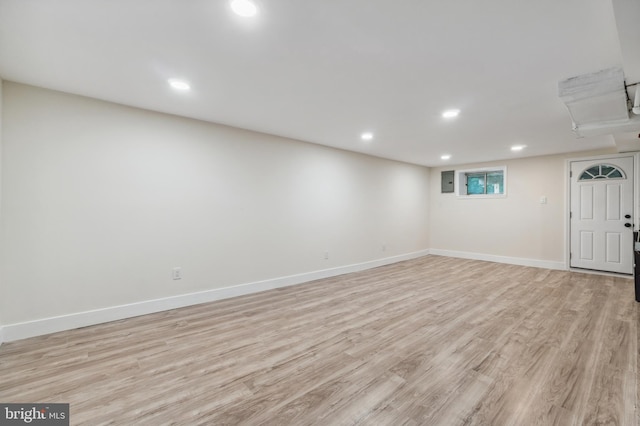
(455, 166), (507, 198)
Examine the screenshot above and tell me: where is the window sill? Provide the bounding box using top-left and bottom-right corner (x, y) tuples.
(457, 193), (506, 199)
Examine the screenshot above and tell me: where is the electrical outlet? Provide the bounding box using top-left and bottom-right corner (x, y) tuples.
(382, 244), (387, 252)
(172, 267), (182, 280)
(324, 251), (329, 260)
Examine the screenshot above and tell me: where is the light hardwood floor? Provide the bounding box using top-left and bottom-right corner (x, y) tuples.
(0, 255), (637, 425)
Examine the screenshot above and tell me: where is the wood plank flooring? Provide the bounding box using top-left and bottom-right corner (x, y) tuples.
(0, 255), (637, 425)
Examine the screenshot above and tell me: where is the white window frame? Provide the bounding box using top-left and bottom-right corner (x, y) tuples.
(454, 165), (507, 199)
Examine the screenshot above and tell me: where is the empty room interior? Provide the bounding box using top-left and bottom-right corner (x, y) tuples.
(1, 0), (640, 424)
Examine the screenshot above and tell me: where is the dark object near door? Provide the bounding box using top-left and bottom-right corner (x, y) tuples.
(634, 232), (640, 302)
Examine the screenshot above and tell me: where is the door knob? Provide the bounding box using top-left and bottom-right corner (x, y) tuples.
(625, 214), (631, 219)
(625, 223), (632, 227)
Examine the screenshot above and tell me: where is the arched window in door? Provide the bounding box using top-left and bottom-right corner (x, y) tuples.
(578, 164), (625, 181)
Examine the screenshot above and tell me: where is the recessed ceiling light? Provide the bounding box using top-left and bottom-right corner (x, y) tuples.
(168, 79), (190, 91)
(441, 154), (451, 160)
(442, 109), (460, 119)
(361, 132), (374, 141)
(231, 0), (257, 17)
(511, 145), (526, 151)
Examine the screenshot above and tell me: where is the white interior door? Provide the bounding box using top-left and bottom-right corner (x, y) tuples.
(570, 156), (634, 274)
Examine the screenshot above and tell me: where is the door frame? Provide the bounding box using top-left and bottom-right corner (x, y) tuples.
(565, 152), (640, 274)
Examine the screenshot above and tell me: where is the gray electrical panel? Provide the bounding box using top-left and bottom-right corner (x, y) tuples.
(441, 170), (454, 193)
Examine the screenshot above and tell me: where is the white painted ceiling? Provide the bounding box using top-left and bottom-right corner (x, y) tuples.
(0, 0), (636, 166)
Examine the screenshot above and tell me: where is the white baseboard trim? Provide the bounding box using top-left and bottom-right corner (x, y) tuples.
(429, 249), (566, 271)
(2, 249), (430, 343)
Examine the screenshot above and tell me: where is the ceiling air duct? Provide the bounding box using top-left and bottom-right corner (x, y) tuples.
(558, 67), (640, 137)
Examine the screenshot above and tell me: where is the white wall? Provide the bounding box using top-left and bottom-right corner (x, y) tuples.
(0, 79), (4, 345)
(0, 82), (430, 330)
(429, 151), (615, 268)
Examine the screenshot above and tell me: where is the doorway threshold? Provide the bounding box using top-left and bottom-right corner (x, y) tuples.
(569, 267), (633, 279)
